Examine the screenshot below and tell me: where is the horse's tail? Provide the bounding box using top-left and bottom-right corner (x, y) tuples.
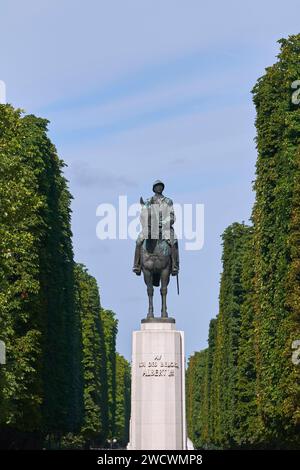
(153, 273), (160, 287)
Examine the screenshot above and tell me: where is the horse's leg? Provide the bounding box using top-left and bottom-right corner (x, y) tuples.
(143, 269), (154, 318)
(160, 266), (170, 318)
(147, 280), (154, 318)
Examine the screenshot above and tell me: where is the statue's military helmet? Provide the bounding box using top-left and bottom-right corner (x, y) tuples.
(152, 179), (165, 192)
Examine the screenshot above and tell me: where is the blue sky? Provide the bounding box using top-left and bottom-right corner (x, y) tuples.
(1, 0), (299, 361)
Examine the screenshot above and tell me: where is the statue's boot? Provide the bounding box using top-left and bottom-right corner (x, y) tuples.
(132, 244), (142, 275)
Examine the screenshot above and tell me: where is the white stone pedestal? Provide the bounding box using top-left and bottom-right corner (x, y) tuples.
(127, 319), (187, 450)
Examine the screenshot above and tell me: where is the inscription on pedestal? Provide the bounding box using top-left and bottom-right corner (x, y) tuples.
(138, 354), (179, 377)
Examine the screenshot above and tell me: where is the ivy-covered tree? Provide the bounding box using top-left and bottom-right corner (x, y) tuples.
(0, 106), (45, 446)
(0, 105), (82, 447)
(203, 318), (217, 447)
(251, 34), (300, 447)
(186, 350), (208, 449)
(0, 104), (130, 449)
(234, 227), (261, 446)
(102, 309), (118, 440)
(186, 33), (300, 450)
(211, 223), (252, 447)
(74, 263), (108, 446)
(187, 224), (257, 449)
(115, 353), (131, 446)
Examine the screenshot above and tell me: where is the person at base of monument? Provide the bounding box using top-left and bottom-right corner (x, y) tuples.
(132, 179), (179, 276)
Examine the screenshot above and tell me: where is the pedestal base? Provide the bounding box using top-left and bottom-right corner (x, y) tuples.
(127, 319), (187, 450)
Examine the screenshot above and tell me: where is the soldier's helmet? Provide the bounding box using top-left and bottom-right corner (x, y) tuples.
(152, 179), (165, 192)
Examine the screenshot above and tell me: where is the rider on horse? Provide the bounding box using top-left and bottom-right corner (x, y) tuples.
(132, 179), (179, 276)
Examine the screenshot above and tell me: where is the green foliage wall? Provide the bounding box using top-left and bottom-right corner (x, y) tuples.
(251, 35), (300, 446)
(186, 34), (300, 450)
(115, 352), (131, 445)
(74, 263), (107, 443)
(0, 105), (81, 441)
(102, 309), (118, 439)
(186, 350), (208, 448)
(0, 105), (131, 448)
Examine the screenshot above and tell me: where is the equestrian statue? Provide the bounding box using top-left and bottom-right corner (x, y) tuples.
(132, 180), (179, 319)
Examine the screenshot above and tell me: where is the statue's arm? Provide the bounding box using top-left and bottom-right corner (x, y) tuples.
(161, 198), (176, 227)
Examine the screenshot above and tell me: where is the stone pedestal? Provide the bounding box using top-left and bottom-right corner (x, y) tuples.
(127, 319), (187, 450)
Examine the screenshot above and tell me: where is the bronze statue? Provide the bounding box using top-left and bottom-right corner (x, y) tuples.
(132, 180), (179, 319)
